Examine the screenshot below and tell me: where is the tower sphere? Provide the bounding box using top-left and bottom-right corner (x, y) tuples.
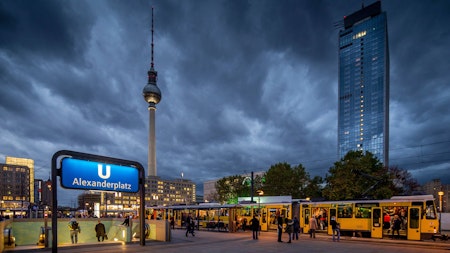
(143, 82), (161, 105)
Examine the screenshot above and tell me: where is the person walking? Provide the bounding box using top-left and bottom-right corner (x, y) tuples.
(250, 215), (259, 240)
(285, 218), (293, 243)
(292, 216), (300, 240)
(277, 214), (284, 242)
(68, 218), (81, 244)
(95, 219), (106, 242)
(309, 215), (318, 239)
(121, 216), (130, 226)
(330, 216), (340, 242)
(185, 213), (195, 237)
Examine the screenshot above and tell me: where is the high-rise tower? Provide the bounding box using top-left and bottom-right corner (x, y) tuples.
(143, 8), (162, 177)
(338, 1), (389, 166)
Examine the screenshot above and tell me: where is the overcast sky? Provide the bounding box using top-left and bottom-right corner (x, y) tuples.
(1, 0), (449, 206)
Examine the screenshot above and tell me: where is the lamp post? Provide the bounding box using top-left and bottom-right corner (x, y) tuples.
(256, 190), (264, 233)
(438, 191), (444, 234)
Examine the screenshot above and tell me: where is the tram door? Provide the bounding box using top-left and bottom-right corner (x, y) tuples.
(303, 207), (311, 234)
(371, 207), (382, 238)
(407, 207), (421, 240)
(260, 207), (268, 231)
(328, 208), (337, 235)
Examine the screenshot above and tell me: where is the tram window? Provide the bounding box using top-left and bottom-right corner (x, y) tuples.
(338, 204), (352, 218)
(304, 209), (310, 225)
(425, 201), (437, 219)
(355, 207), (371, 218)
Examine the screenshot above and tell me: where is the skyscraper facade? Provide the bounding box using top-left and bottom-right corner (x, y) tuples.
(338, 1), (389, 166)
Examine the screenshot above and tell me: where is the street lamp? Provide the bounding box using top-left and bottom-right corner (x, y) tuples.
(438, 191), (444, 234)
(256, 190), (264, 215)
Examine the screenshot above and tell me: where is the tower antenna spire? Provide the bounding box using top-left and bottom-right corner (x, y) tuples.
(151, 7), (155, 69)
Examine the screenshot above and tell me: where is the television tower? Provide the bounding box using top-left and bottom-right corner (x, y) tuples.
(142, 7), (161, 177)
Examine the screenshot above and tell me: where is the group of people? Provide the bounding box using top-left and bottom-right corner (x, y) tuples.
(275, 215), (300, 243)
(68, 218), (107, 244)
(68, 216), (137, 244)
(308, 215), (340, 242)
(384, 212), (405, 239)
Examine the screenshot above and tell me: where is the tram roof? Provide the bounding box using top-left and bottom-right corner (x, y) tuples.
(157, 203), (242, 210)
(301, 195), (435, 205)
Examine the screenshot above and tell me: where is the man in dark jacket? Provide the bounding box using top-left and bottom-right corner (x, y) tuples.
(95, 219), (106, 242)
(250, 215), (260, 240)
(277, 214), (284, 242)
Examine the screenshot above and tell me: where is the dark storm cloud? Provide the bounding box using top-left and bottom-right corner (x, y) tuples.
(1, 0), (449, 205)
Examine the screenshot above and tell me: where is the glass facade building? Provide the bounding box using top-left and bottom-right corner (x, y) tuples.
(338, 1), (389, 166)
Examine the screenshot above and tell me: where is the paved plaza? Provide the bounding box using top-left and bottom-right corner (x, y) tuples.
(6, 229), (450, 253)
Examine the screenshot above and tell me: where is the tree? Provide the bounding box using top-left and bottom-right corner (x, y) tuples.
(322, 150), (394, 200)
(263, 162), (320, 198)
(215, 175), (249, 204)
(388, 166), (420, 195)
(303, 175), (323, 199)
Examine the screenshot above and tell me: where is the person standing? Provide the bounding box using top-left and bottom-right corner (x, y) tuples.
(277, 214), (284, 242)
(285, 218), (293, 243)
(250, 215), (259, 240)
(330, 216), (340, 242)
(383, 213), (391, 230)
(68, 218), (81, 244)
(309, 215), (318, 239)
(95, 219), (106, 242)
(170, 216), (175, 229)
(292, 216), (300, 240)
(391, 214), (401, 239)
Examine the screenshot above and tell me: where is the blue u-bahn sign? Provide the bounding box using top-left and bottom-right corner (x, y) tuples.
(60, 157), (139, 193)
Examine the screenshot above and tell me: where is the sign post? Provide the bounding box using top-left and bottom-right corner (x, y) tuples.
(51, 150), (146, 252)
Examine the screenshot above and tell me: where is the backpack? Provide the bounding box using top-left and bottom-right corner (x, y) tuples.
(71, 221), (79, 230)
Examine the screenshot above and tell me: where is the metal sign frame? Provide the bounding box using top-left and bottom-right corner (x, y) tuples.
(51, 150), (146, 252)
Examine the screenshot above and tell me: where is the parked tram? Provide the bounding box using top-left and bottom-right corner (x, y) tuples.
(157, 203), (240, 230)
(237, 201), (292, 231)
(296, 195), (439, 240)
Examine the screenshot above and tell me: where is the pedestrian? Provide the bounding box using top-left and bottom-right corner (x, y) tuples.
(185, 213), (195, 237)
(330, 216), (340, 242)
(285, 218), (293, 243)
(95, 219), (106, 242)
(250, 215), (260, 240)
(383, 212), (391, 230)
(122, 216), (130, 226)
(292, 216), (300, 240)
(243, 218), (247, 231)
(277, 214), (284, 242)
(68, 218), (81, 244)
(391, 214), (401, 239)
(309, 215), (318, 239)
(170, 216), (175, 229)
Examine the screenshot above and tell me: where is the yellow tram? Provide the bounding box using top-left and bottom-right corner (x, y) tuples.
(297, 195), (439, 240)
(157, 203), (240, 230)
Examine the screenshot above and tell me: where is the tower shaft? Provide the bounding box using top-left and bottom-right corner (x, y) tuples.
(148, 106), (157, 176)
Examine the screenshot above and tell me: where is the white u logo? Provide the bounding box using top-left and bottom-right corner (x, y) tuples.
(98, 164), (111, 179)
